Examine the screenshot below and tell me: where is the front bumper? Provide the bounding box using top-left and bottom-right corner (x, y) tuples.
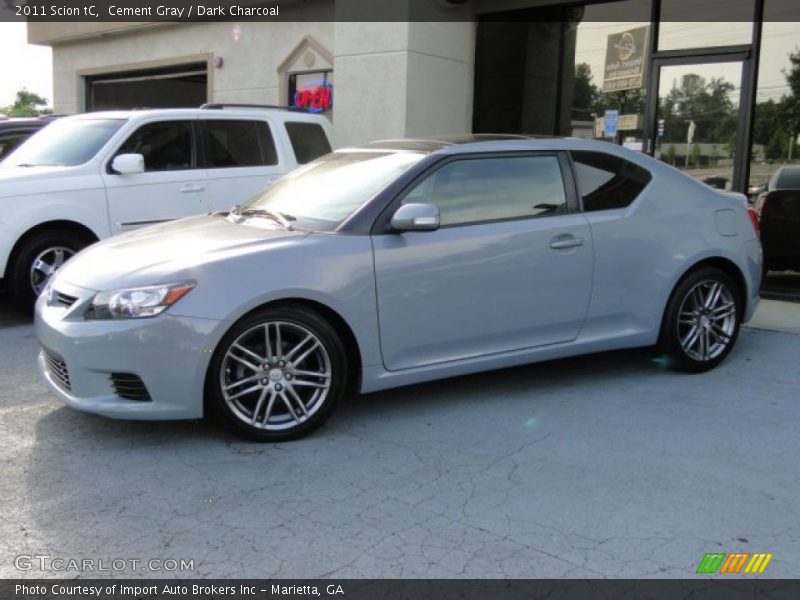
(35, 281), (221, 420)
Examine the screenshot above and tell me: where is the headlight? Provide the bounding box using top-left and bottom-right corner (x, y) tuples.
(87, 282), (195, 319)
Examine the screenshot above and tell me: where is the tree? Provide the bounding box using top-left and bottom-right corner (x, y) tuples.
(1, 89), (51, 117)
(765, 131), (788, 161)
(781, 47), (800, 159)
(572, 63), (600, 121)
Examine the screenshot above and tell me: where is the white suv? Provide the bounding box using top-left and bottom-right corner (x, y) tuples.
(0, 104), (333, 310)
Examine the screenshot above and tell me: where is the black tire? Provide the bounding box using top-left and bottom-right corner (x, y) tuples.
(206, 305), (349, 442)
(660, 267), (742, 373)
(8, 230), (90, 313)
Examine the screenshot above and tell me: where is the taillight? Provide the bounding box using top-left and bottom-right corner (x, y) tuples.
(747, 206), (760, 237)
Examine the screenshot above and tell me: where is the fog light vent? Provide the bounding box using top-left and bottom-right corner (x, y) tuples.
(44, 349), (71, 391)
(109, 373), (151, 401)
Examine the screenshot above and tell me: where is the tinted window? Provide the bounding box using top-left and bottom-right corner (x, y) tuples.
(571, 151), (651, 211)
(774, 167), (800, 190)
(2, 119), (123, 167)
(117, 121), (193, 172)
(203, 120), (277, 168)
(285, 122), (331, 164)
(0, 132), (31, 160)
(402, 155), (567, 226)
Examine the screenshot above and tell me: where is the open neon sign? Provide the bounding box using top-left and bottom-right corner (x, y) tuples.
(293, 81), (333, 113)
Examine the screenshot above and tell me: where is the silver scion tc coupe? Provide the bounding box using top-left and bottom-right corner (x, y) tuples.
(35, 136), (762, 441)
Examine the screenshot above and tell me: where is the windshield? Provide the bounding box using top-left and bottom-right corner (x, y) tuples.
(241, 151), (424, 231)
(1, 118), (125, 167)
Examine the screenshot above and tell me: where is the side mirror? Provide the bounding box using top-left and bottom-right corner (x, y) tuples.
(111, 153), (144, 175)
(390, 203), (440, 232)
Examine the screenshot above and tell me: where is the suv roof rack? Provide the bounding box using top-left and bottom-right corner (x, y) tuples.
(199, 102), (309, 112)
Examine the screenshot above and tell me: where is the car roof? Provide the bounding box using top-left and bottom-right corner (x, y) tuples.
(773, 165), (800, 189)
(343, 135), (649, 159)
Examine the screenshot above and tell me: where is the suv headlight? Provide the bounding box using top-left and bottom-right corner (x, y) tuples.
(87, 282), (195, 319)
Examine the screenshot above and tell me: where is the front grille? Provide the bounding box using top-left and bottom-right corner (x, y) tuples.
(44, 349), (71, 391)
(53, 291), (78, 308)
(109, 373), (152, 401)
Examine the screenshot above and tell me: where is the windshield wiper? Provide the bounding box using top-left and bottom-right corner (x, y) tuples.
(237, 207), (294, 230)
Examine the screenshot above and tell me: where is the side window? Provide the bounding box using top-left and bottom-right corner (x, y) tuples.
(203, 120), (277, 168)
(402, 155), (567, 226)
(571, 151), (651, 212)
(285, 122), (332, 164)
(0, 131), (29, 160)
(116, 121), (193, 172)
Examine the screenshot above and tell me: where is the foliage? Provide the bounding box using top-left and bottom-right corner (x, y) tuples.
(1, 89), (52, 117)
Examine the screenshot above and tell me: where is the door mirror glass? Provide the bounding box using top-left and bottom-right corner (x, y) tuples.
(390, 203), (440, 231)
(111, 153), (144, 175)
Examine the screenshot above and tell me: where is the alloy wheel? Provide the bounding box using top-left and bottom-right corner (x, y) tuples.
(30, 246), (75, 296)
(219, 320), (332, 431)
(676, 279), (737, 362)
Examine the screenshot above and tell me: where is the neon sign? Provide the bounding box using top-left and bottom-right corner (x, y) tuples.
(293, 81), (333, 113)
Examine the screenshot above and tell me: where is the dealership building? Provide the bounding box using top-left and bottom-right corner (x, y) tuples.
(27, 0), (800, 192)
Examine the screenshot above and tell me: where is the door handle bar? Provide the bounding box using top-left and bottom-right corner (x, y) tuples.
(550, 237), (584, 249)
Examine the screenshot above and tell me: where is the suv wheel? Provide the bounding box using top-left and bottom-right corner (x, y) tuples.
(207, 305), (348, 441)
(9, 230), (90, 312)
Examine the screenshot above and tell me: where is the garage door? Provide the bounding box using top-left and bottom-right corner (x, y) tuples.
(86, 62), (207, 111)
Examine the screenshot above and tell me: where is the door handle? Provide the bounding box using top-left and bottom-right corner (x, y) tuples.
(179, 184), (205, 193)
(550, 236), (584, 250)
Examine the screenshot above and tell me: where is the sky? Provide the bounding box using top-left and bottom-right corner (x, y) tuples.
(0, 22), (53, 108)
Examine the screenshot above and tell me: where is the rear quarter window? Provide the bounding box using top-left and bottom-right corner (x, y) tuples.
(571, 151), (651, 211)
(285, 122), (332, 164)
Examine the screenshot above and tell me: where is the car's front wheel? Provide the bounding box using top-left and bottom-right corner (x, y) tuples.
(660, 267), (742, 372)
(207, 305), (348, 441)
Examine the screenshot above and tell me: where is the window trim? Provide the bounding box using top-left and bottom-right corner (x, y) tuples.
(197, 117), (278, 169)
(371, 151), (580, 234)
(107, 118), (199, 174)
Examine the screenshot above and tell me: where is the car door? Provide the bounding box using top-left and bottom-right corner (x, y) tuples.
(371, 152), (594, 371)
(199, 117), (286, 212)
(102, 119), (207, 233)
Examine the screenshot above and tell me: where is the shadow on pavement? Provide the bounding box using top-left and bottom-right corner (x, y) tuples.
(761, 270), (800, 303)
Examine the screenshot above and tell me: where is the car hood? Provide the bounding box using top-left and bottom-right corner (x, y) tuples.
(55, 214), (310, 291)
(0, 164), (91, 198)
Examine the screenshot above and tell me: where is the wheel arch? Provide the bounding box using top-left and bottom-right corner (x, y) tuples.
(4, 220), (100, 280)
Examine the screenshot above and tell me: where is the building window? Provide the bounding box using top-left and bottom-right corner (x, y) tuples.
(288, 71), (333, 114)
(748, 6), (800, 195)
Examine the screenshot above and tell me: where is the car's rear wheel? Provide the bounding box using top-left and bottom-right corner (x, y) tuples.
(9, 230), (89, 312)
(660, 267), (742, 372)
(207, 305), (348, 441)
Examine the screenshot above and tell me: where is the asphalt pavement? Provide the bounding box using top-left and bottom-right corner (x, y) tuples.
(1, 294), (798, 579)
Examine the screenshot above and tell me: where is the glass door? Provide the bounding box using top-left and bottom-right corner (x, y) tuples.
(647, 53), (751, 192)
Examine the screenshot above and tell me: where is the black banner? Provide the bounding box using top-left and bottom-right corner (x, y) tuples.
(1, 0), (798, 22)
(3, 580), (800, 600)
